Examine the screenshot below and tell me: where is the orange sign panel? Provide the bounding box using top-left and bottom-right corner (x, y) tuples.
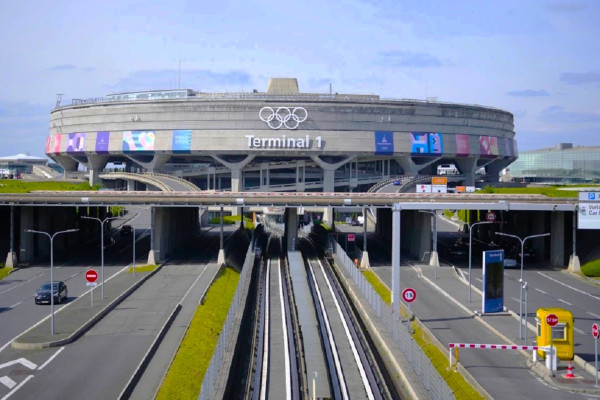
(432, 177), (448, 185)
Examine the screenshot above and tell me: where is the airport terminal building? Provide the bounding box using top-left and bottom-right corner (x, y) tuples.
(47, 78), (517, 191)
(507, 143), (600, 184)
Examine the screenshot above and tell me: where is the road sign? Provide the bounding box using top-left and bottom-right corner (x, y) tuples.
(347, 233), (355, 242)
(546, 313), (559, 327)
(86, 282), (98, 287)
(432, 177), (448, 185)
(85, 269), (98, 283)
(402, 288), (417, 303)
(593, 323), (599, 339)
(486, 211), (496, 222)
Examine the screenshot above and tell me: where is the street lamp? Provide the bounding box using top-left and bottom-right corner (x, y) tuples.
(495, 231), (550, 339)
(419, 210), (438, 279)
(468, 221), (495, 302)
(521, 280), (529, 345)
(81, 214), (118, 299)
(25, 228), (78, 335)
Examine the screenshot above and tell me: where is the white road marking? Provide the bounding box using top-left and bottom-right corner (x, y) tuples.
(8, 302), (22, 309)
(475, 278), (483, 283)
(0, 264), (130, 354)
(0, 376), (16, 389)
(535, 288), (548, 295)
(511, 297), (521, 303)
(587, 311), (600, 319)
(0, 274), (43, 296)
(37, 347), (64, 370)
(537, 272), (600, 302)
(69, 273), (78, 279)
(573, 327), (586, 335)
(557, 298), (572, 306)
(0, 358), (36, 370)
(0, 375), (34, 400)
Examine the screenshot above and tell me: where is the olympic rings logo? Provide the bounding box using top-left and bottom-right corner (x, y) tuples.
(259, 107), (308, 130)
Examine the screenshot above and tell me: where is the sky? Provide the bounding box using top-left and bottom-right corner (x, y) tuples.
(0, 0), (599, 157)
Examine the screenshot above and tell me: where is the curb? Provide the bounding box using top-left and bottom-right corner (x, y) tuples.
(12, 264), (164, 350)
(118, 303), (182, 400)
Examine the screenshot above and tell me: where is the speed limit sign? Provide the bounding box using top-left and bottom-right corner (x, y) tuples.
(402, 288), (417, 303)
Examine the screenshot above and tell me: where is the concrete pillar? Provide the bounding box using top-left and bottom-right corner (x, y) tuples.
(125, 153), (171, 173)
(19, 207), (35, 263)
(391, 204), (401, 318)
(85, 155), (109, 186)
(296, 160), (306, 192)
(454, 158), (478, 186)
(551, 212), (566, 268)
(285, 208), (298, 251)
(5, 205), (17, 268)
(127, 179), (135, 191)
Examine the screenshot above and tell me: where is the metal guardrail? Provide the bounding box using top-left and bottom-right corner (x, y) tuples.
(60, 92), (510, 116)
(332, 241), (455, 400)
(143, 172), (201, 191)
(198, 241), (256, 400)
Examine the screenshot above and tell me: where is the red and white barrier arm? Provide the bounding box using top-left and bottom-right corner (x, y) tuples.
(448, 343), (539, 368)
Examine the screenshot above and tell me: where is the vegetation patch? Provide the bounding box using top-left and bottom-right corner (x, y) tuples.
(362, 269), (482, 398)
(581, 259), (600, 277)
(0, 268), (14, 280)
(209, 215), (254, 229)
(126, 264), (157, 273)
(0, 180), (97, 193)
(479, 185), (578, 198)
(156, 267), (240, 400)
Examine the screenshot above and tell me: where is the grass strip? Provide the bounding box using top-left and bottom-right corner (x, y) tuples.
(0, 180), (97, 193)
(361, 269), (483, 399)
(126, 264), (157, 274)
(156, 267), (240, 400)
(581, 259), (600, 277)
(0, 268), (14, 280)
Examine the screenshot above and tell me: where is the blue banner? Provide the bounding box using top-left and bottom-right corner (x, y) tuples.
(482, 250), (504, 313)
(374, 131), (394, 155)
(172, 130), (192, 153)
(428, 133), (444, 154)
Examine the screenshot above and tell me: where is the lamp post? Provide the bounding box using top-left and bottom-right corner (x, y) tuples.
(25, 228), (78, 335)
(521, 280), (529, 345)
(468, 221), (494, 302)
(81, 215), (118, 299)
(495, 231), (550, 339)
(419, 210), (438, 279)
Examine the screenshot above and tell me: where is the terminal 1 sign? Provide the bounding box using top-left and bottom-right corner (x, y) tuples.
(578, 192), (600, 229)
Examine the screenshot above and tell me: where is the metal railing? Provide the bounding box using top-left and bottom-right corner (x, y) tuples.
(332, 241), (455, 400)
(61, 91), (510, 116)
(198, 242), (256, 400)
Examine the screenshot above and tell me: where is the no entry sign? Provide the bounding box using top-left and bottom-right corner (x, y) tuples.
(85, 269), (98, 283)
(546, 314), (559, 327)
(593, 323), (599, 339)
(402, 288), (417, 303)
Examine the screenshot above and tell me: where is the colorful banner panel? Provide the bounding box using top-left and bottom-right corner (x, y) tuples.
(480, 136), (499, 156)
(122, 131), (155, 152)
(66, 132), (86, 153)
(428, 133), (444, 154)
(455, 134), (470, 156)
(411, 133), (429, 153)
(47, 135), (61, 153)
(96, 131), (110, 154)
(374, 131), (394, 155)
(411, 132), (444, 154)
(172, 130), (192, 153)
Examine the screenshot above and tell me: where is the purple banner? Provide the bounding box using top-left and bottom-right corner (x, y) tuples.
(66, 132), (86, 153)
(95, 131), (110, 154)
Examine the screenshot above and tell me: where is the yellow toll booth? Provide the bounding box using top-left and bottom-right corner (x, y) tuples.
(535, 307), (574, 361)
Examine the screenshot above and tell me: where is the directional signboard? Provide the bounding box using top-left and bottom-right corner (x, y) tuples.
(578, 192), (600, 229)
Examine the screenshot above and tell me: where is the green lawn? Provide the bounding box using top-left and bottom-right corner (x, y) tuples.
(0, 268), (14, 280)
(156, 267), (240, 400)
(0, 180), (97, 193)
(478, 185), (580, 198)
(581, 259), (600, 277)
(126, 264), (157, 273)
(209, 215), (255, 229)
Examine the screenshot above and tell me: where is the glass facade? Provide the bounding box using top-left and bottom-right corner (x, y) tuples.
(509, 145), (600, 183)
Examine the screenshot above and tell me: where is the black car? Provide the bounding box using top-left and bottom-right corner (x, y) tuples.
(120, 224), (133, 236)
(34, 281), (68, 305)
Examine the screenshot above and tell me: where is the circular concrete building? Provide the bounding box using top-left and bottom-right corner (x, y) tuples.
(47, 78), (517, 191)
